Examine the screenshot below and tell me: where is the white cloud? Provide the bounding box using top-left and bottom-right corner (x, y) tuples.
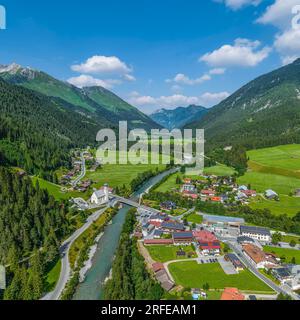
(200, 38), (271, 67)
(274, 28), (300, 64)
(71, 55), (132, 75)
(214, 0), (262, 10)
(128, 91), (230, 113)
(209, 68), (226, 75)
(257, 0), (300, 64)
(123, 74), (136, 81)
(257, 0), (299, 30)
(67, 75), (121, 89)
(166, 73), (212, 85)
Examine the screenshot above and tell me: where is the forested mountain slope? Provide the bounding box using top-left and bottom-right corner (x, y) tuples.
(186, 58), (300, 149)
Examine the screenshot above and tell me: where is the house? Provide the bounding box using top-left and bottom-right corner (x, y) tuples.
(142, 223), (155, 237)
(182, 191), (199, 199)
(193, 230), (220, 255)
(209, 196), (222, 203)
(242, 244), (274, 268)
(285, 265), (300, 290)
(153, 229), (163, 239)
(225, 253), (244, 272)
(184, 178), (192, 184)
(238, 185), (248, 191)
(149, 213), (166, 223)
(237, 236), (255, 245)
(160, 201), (176, 211)
(181, 184), (197, 193)
(240, 226), (271, 242)
(295, 189), (300, 197)
(241, 189), (257, 197)
(271, 267), (293, 284)
(90, 185), (109, 205)
(221, 288), (245, 301)
(161, 221), (185, 232)
(265, 189), (278, 200)
(201, 189), (216, 197)
(173, 231), (193, 244)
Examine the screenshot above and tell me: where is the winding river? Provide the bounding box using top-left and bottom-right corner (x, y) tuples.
(73, 168), (177, 300)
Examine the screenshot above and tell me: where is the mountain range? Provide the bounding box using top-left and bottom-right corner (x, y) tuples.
(186, 58), (300, 149)
(0, 63), (159, 131)
(150, 105), (208, 130)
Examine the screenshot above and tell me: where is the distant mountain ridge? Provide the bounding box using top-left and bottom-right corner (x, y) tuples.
(185, 58), (300, 149)
(150, 105), (208, 130)
(0, 63), (160, 131)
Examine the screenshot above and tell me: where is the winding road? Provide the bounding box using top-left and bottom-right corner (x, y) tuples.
(41, 205), (109, 300)
(72, 153), (86, 187)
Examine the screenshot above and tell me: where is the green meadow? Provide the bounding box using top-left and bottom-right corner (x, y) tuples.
(169, 261), (274, 293)
(238, 145), (300, 217)
(263, 246), (300, 264)
(146, 245), (196, 263)
(203, 164), (236, 176)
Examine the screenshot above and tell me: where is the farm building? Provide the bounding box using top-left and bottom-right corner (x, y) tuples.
(173, 231), (193, 244)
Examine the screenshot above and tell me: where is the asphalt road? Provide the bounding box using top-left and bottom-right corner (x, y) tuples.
(41, 205), (109, 300)
(72, 153), (86, 187)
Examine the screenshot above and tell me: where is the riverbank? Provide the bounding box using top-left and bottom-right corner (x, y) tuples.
(79, 232), (104, 283)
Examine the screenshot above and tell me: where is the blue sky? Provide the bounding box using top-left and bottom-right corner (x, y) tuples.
(1, 0), (300, 113)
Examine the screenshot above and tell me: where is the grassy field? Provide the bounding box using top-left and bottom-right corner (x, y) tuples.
(44, 259), (61, 292)
(146, 245), (196, 263)
(238, 171), (300, 196)
(281, 234), (300, 244)
(186, 213), (203, 224)
(237, 145), (300, 217)
(31, 177), (76, 200)
(86, 153), (166, 190)
(263, 246), (300, 264)
(169, 261), (274, 293)
(247, 145), (300, 177)
(203, 164), (236, 176)
(154, 173), (183, 193)
(248, 194), (300, 217)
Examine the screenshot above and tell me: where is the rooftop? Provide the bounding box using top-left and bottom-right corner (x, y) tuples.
(240, 225), (270, 236)
(243, 244), (266, 264)
(221, 288), (245, 301)
(203, 214), (245, 224)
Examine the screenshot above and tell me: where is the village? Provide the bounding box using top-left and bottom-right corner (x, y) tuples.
(64, 154), (300, 301)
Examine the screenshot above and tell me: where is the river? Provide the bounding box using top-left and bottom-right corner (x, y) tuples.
(73, 168), (177, 300)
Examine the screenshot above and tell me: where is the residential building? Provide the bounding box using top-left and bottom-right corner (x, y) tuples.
(225, 253), (244, 272)
(181, 184), (196, 193)
(242, 244), (276, 269)
(221, 288), (245, 301)
(193, 230), (220, 255)
(237, 236), (255, 245)
(265, 189), (278, 200)
(240, 226), (271, 242)
(160, 201), (176, 211)
(161, 221), (185, 232)
(241, 189), (257, 197)
(271, 267), (293, 284)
